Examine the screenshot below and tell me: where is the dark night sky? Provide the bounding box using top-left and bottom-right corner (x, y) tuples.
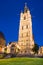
(0, 0), (43, 46)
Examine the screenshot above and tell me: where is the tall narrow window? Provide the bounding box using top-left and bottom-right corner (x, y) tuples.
(26, 32), (28, 37)
(26, 43), (28, 45)
(22, 26), (23, 30)
(26, 25), (28, 29)
(22, 33), (23, 37)
(24, 16), (26, 20)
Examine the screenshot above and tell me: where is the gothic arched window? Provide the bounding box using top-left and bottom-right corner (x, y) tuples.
(24, 16), (26, 20)
(22, 26), (23, 30)
(26, 32), (28, 37)
(26, 25), (28, 29)
(22, 33), (23, 37)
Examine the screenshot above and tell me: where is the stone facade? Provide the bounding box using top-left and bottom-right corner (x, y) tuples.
(18, 4), (34, 55)
(38, 46), (43, 56)
(5, 42), (20, 54)
(6, 42), (17, 54)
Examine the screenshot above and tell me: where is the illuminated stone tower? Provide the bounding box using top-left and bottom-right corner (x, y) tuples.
(18, 3), (34, 54)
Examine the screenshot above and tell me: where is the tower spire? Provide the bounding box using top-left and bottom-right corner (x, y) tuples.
(24, 3), (28, 13)
(25, 3), (27, 8)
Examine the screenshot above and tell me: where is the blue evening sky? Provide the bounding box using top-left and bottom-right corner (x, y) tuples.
(0, 0), (43, 46)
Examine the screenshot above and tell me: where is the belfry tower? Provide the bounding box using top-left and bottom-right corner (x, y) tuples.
(18, 3), (34, 55)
